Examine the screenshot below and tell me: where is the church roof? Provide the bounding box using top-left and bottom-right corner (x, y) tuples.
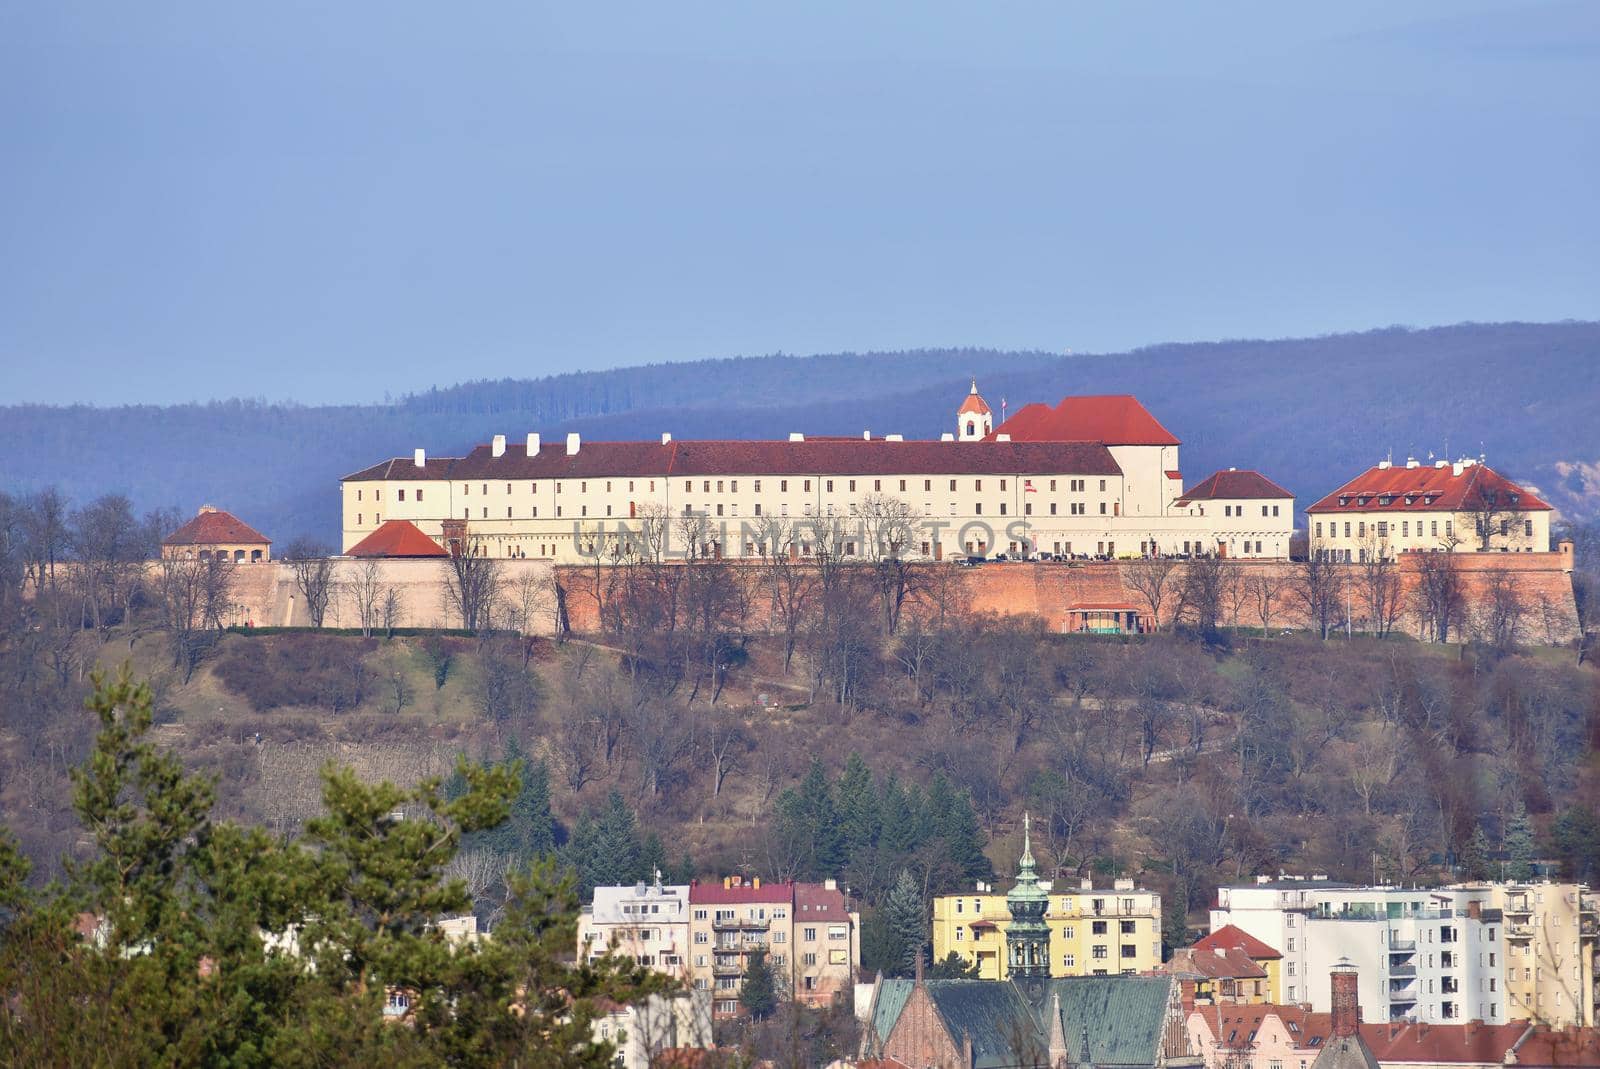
(345, 520), (448, 558)
(1048, 975), (1176, 1068)
(992, 395), (1181, 446)
(872, 974), (1179, 1069)
(162, 507), (270, 546)
(958, 380), (993, 416)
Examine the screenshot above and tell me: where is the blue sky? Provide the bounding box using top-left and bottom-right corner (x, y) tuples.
(2, 1), (1596, 405)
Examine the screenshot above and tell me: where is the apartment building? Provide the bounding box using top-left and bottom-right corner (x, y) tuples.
(1213, 879), (1524, 1025)
(684, 876), (858, 1018)
(1307, 458), (1552, 562)
(340, 385), (1295, 563)
(931, 875), (1163, 981)
(1475, 881), (1596, 1027)
(577, 876), (693, 983)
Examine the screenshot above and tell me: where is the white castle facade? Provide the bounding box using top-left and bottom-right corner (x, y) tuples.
(339, 384), (1296, 564)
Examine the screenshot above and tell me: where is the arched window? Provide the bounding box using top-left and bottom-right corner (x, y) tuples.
(966, 420), (975, 436)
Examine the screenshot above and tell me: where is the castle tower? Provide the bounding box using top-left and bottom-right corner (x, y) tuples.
(1006, 813), (1051, 982)
(957, 379), (993, 441)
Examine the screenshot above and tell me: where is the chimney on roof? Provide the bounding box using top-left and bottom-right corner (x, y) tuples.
(885, 434), (903, 442)
(492, 434), (506, 458)
(1229, 467), (1237, 472)
(1452, 461), (1465, 477)
(1081, 877), (1093, 891)
(413, 448), (426, 468)
(197, 504), (217, 515)
(940, 432), (955, 442)
(1378, 459), (1393, 470)
(1331, 962), (1361, 1038)
(789, 432), (804, 442)
(1435, 459), (1447, 468)
(825, 878), (837, 890)
(566, 432), (580, 456)
(661, 432), (672, 445)
(996, 433), (1011, 442)
(863, 430), (871, 440)
(753, 877), (760, 889)
(527, 433), (540, 456)
(1406, 457), (1419, 468)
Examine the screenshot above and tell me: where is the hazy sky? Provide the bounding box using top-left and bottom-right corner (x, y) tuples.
(2, 1), (1596, 405)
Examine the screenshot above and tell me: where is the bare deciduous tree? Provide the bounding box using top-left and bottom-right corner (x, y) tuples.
(1294, 556), (1345, 639)
(284, 538), (336, 628)
(154, 553), (236, 681)
(441, 539), (502, 632)
(1126, 554), (1181, 632)
(1415, 550), (1464, 643)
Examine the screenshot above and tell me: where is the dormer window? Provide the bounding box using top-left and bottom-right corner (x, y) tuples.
(1404, 496), (1415, 506)
(1508, 494), (1519, 504)
(1378, 495), (1393, 506)
(1357, 496), (1369, 506)
(1338, 497), (1348, 507)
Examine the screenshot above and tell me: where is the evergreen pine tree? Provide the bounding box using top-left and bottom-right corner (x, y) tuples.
(927, 774), (992, 885)
(1463, 823), (1494, 880)
(836, 753), (880, 861)
(639, 832), (667, 883)
(740, 949), (779, 1020)
(1505, 802), (1536, 880)
(881, 869), (928, 977)
(878, 775), (921, 866)
(590, 790), (644, 889)
(929, 951), (981, 979)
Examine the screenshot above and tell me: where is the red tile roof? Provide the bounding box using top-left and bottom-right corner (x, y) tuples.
(1194, 924), (1282, 960)
(1177, 470), (1294, 504)
(958, 382), (992, 416)
(794, 883), (851, 917)
(345, 438), (1123, 482)
(688, 879), (796, 905)
(1363, 1021), (1531, 1065)
(1509, 1028), (1600, 1068)
(162, 507), (270, 546)
(1166, 946), (1267, 980)
(1305, 462), (1551, 514)
(346, 520), (448, 558)
(992, 394), (1180, 446)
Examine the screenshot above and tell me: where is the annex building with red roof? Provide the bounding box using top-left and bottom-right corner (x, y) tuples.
(161, 505), (271, 563)
(339, 381), (1297, 564)
(1307, 456), (1554, 561)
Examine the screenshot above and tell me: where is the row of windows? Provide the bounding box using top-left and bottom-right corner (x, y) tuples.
(1316, 518), (1535, 540)
(359, 476), (1114, 502)
(1222, 504), (1282, 518)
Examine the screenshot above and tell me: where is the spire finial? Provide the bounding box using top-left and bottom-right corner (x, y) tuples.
(970, 377), (978, 394)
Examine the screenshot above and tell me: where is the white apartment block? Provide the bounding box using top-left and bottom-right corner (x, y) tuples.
(577, 876), (692, 983)
(340, 385), (1295, 564)
(1212, 880), (1509, 1025)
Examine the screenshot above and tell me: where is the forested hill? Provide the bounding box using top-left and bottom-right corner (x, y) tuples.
(3, 322), (1597, 544)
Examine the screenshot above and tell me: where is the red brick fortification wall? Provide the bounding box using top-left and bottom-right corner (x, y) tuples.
(553, 552), (1579, 644)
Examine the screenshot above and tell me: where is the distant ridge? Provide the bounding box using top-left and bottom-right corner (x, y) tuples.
(2, 322), (1597, 542)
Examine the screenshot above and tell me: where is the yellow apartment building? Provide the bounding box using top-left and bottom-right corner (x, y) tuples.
(931, 876), (1162, 981)
(1476, 881), (1597, 1028)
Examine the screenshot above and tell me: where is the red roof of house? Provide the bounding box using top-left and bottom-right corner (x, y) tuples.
(346, 520), (448, 558)
(1176, 470), (1294, 504)
(1508, 1028), (1600, 1068)
(1362, 1020), (1530, 1065)
(794, 882), (851, 917)
(1194, 924), (1283, 960)
(1167, 946), (1268, 980)
(991, 394), (1180, 446)
(162, 507), (270, 546)
(345, 438), (1123, 482)
(1194, 1003), (1534, 1064)
(688, 879), (796, 905)
(1305, 462), (1551, 514)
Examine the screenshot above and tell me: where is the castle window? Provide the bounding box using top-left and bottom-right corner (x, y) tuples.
(685, 481), (692, 492)
(1000, 479), (1007, 491)
(507, 507), (512, 518)
(356, 489), (363, 501)
(416, 489), (423, 501)
(1050, 504), (1057, 516)
(975, 479), (982, 491)
(506, 483), (512, 493)
(925, 480), (931, 491)
(1100, 480), (1106, 491)
(779, 479), (787, 492)
(804, 480), (811, 492)
(999, 503), (1007, 516)
(974, 503), (982, 515)
(1025, 503), (1032, 516)
(398, 489), (406, 501)
(716, 481), (723, 492)
(950, 480), (956, 492)
(826, 480), (834, 492)
(532, 507), (538, 518)
(1050, 480), (1057, 491)
(730, 480), (738, 492)
(463, 484), (470, 495)
(357, 513), (362, 525)
(754, 503), (762, 516)
(849, 479), (857, 492)
(482, 507), (488, 519)
(481, 484), (486, 494)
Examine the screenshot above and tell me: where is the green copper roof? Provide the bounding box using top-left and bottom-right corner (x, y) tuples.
(870, 973), (1178, 1069)
(1047, 975), (1173, 1068)
(1007, 812), (1048, 904)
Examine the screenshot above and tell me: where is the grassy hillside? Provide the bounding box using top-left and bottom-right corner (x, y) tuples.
(1, 322), (1596, 543)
